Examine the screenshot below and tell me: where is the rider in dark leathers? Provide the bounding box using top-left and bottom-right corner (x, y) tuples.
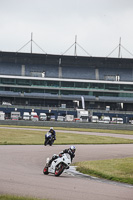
(59, 146), (76, 162)
(49, 127), (56, 141)
(44, 127), (56, 146)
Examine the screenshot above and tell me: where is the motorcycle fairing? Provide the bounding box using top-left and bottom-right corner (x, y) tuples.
(48, 153), (71, 174)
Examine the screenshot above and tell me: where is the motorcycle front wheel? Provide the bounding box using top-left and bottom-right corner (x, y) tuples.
(50, 139), (54, 146)
(43, 167), (49, 175)
(55, 163), (65, 177)
(44, 139), (49, 146)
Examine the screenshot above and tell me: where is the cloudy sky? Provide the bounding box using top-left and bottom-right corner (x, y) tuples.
(0, 0), (133, 58)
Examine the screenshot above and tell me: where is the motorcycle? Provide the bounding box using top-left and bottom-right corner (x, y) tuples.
(44, 132), (54, 146)
(43, 153), (71, 176)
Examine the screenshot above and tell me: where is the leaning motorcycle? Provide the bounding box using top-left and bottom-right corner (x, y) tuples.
(44, 132), (54, 146)
(43, 153), (71, 176)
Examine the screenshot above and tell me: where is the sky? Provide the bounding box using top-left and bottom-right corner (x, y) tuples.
(0, 0), (133, 58)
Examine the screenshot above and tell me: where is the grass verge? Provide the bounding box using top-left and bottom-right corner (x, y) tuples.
(0, 128), (133, 145)
(75, 157), (133, 185)
(0, 125), (133, 135)
(0, 195), (47, 200)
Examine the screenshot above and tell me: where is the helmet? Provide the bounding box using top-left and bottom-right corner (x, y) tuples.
(50, 127), (54, 133)
(70, 145), (76, 153)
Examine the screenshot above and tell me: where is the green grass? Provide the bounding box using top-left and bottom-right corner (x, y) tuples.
(0, 195), (47, 200)
(54, 127), (133, 135)
(75, 157), (133, 185)
(0, 125), (133, 135)
(0, 128), (133, 145)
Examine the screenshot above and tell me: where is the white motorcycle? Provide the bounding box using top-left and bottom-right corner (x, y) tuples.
(43, 153), (71, 176)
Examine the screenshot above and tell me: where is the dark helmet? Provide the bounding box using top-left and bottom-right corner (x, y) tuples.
(50, 127), (54, 133)
(70, 145), (76, 153)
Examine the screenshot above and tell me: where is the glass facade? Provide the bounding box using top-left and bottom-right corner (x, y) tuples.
(0, 77), (133, 98)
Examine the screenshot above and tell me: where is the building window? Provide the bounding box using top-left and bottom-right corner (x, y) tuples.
(31, 71), (45, 77)
(104, 75), (116, 81)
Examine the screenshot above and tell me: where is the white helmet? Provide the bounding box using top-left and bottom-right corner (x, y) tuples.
(70, 145), (76, 153)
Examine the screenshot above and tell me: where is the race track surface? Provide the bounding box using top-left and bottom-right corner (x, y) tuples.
(0, 144), (133, 200)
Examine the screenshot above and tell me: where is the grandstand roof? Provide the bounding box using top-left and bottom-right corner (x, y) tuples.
(0, 51), (133, 68)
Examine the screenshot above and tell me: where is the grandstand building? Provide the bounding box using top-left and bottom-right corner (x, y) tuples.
(0, 51), (133, 112)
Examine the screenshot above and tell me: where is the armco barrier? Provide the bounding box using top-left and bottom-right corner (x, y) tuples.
(0, 120), (133, 130)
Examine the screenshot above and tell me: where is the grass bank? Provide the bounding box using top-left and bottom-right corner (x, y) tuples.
(0, 195), (47, 200)
(75, 157), (133, 185)
(0, 128), (133, 145)
(0, 125), (133, 135)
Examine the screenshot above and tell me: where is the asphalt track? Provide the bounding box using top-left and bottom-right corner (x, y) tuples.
(0, 143), (133, 200)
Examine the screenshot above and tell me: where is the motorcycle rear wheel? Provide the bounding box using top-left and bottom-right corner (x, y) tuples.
(55, 163), (65, 177)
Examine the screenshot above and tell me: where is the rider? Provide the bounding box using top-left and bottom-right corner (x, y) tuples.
(59, 145), (76, 162)
(49, 127), (56, 141)
(48, 146), (76, 167)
